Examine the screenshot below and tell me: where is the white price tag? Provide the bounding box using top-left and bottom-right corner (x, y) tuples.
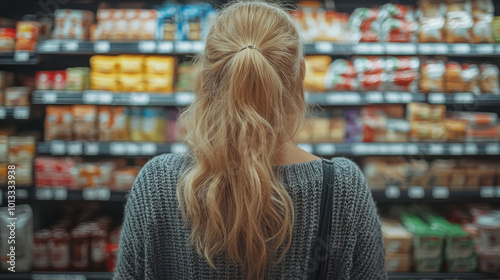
(480, 186), (495, 198)
(449, 144), (464, 155)
(157, 41), (174, 53)
(94, 41), (110, 53)
(326, 93), (345, 104)
(36, 189), (54, 200)
(175, 92), (195, 105)
(171, 143), (188, 154)
(497, 186), (500, 198)
(408, 186), (425, 199)
(418, 44), (434, 54)
(85, 142), (100, 155)
(14, 51), (30, 62)
(314, 42), (334, 53)
(13, 107), (29, 119)
(432, 187), (449, 199)
(365, 92), (384, 103)
(67, 141), (83, 156)
(130, 93), (150, 105)
(297, 143), (313, 154)
(192, 41), (204, 53)
(354, 43), (384, 54)
(400, 92), (413, 103)
(42, 92), (57, 103)
(434, 44), (449, 54)
(476, 44), (494, 54)
(98, 92), (113, 104)
(406, 144), (419, 155)
(385, 92), (401, 103)
(343, 93), (361, 104)
(428, 93), (446, 104)
(82, 91), (98, 104)
(465, 143), (478, 155)
(139, 41), (157, 53)
(452, 44), (471, 54)
(16, 189), (29, 200)
(83, 188), (98, 200)
(316, 144), (336, 155)
(53, 188), (68, 200)
(39, 41), (60, 52)
(385, 186), (400, 199)
(0, 107), (6, 119)
(454, 93), (474, 104)
(485, 143), (500, 155)
(126, 143), (140, 155)
(175, 41), (193, 53)
(141, 143), (157, 155)
(97, 188), (111, 201)
(386, 43), (416, 54)
(428, 144), (444, 155)
(351, 143), (369, 155)
(389, 144), (405, 155)
(50, 141), (66, 155)
(63, 40), (79, 52)
(110, 143), (127, 155)
(496, 45), (500, 54)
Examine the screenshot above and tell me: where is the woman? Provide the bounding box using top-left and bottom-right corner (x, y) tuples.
(114, 1), (386, 279)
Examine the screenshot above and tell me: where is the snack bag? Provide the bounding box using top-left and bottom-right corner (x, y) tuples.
(479, 63), (499, 94)
(354, 56), (385, 74)
(67, 67), (90, 91)
(118, 55), (144, 74)
(445, 0), (473, 43)
(90, 72), (118, 91)
(381, 18), (417, 42)
(98, 106), (113, 141)
(461, 63), (480, 94)
(111, 106), (129, 141)
(157, 3), (179, 41)
(72, 105), (98, 140)
(328, 59), (357, 78)
(349, 8), (381, 42)
(420, 60), (446, 93)
(358, 73), (385, 91)
(324, 75), (358, 91)
(445, 62), (464, 93)
(418, 16), (445, 43)
(118, 74), (145, 92)
(90, 56), (117, 74)
(144, 56), (176, 75)
(15, 20), (39, 51)
(145, 74), (174, 93)
(385, 70), (419, 93)
(385, 57), (420, 72)
(45, 106), (73, 141)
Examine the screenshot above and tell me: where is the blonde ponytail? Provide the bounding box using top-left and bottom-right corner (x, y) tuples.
(177, 2), (306, 279)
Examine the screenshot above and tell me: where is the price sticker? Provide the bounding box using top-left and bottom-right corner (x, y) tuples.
(36, 189), (54, 200)
(355, 43), (384, 54)
(434, 44), (449, 54)
(385, 186), (400, 199)
(480, 186), (495, 198)
(85, 142), (100, 155)
(452, 44), (471, 54)
(365, 92), (384, 103)
(16, 189), (29, 200)
(94, 41), (110, 53)
(82, 91), (98, 104)
(42, 92), (58, 103)
(171, 143), (188, 154)
(432, 187), (449, 199)
(83, 188), (98, 200)
(138, 41), (157, 53)
(39, 41), (60, 52)
(50, 141), (66, 155)
(485, 143), (500, 155)
(110, 143), (127, 155)
(175, 92), (195, 105)
(464, 143), (478, 155)
(418, 44), (434, 54)
(0, 107), (6, 119)
(157, 41), (174, 53)
(389, 144), (405, 155)
(449, 144), (464, 155)
(192, 41), (205, 53)
(314, 42), (334, 53)
(130, 93), (150, 105)
(67, 141), (83, 156)
(476, 44), (494, 54)
(385, 92), (401, 103)
(343, 93), (361, 104)
(297, 143), (313, 154)
(428, 93), (446, 104)
(428, 144), (444, 155)
(454, 93), (474, 104)
(141, 143), (157, 155)
(97, 188), (111, 201)
(14, 51), (30, 62)
(53, 188), (68, 200)
(400, 92), (413, 103)
(126, 143), (140, 155)
(351, 143), (369, 155)
(326, 93), (345, 104)
(408, 186), (425, 199)
(406, 144), (419, 155)
(13, 107), (29, 119)
(63, 41), (79, 52)
(316, 144), (335, 155)
(497, 186), (500, 198)
(175, 41), (193, 53)
(98, 92), (113, 104)
(386, 43), (416, 54)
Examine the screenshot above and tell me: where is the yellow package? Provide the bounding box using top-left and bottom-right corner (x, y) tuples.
(90, 72), (118, 91)
(129, 108), (143, 141)
(112, 107), (129, 141)
(118, 55), (145, 74)
(141, 108), (166, 142)
(90, 55), (117, 73)
(145, 73), (174, 93)
(145, 56), (176, 75)
(118, 73), (145, 92)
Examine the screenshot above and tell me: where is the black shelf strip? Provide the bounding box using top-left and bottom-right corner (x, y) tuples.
(0, 272), (497, 280)
(32, 90), (500, 107)
(0, 51), (38, 65)
(36, 40), (500, 56)
(0, 107), (30, 120)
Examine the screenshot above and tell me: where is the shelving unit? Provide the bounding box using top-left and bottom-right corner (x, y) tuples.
(0, 106), (30, 120)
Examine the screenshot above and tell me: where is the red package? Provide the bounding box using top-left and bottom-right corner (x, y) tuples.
(106, 243), (119, 272)
(381, 18), (417, 42)
(16, 21), (39, 51)
(36, 71), (54, 90)
(380, 4), (415, 20)
(385, 57), (420, 72)
(325, 75), (358, 91)
(385, 70), (419, 92)
(359, 73), (386, 91)
(354, 56), (385, 74)
(328, 59), (357, 78)
(53, 71), (67, 90)
(0, 28), (15, 51)
(349, 8), (380, 42)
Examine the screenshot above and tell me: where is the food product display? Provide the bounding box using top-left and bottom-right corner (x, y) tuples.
(36, 68), (90, 91)
(52, 10), (94, 40)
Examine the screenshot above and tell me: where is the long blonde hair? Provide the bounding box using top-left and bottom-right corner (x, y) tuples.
(177, 1), (306, 279)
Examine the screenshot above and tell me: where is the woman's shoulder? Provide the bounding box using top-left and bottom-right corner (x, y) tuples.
(133, 153), (190, 189)
(327, 157), (368, 192)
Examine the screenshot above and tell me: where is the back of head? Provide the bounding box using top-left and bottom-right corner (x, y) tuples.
(177, 1), (305, 279)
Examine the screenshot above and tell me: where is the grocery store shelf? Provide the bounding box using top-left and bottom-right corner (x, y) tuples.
(37, 141), (500, 157)
(36, 40), (500, 56)
(428, 92), (500, 106)
(307, 92), (426, 105)
(0, 51), (38, 65)
(32, 90), (191, 106)
(32, 188), (127, 202)
(0, 107), (30, 120)
(372, 187), (500, 203)
(0, 272), (497, 280)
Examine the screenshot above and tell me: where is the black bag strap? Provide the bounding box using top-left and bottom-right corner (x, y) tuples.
(309, 158), (335, 280)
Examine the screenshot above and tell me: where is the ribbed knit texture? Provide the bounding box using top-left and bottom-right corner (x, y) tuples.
(114, 154), (387, 280)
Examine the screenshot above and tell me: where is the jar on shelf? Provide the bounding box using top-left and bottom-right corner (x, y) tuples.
(71, 226), (90, 271)
(33, 229), (51, 271)
(49, 229), (71, 271)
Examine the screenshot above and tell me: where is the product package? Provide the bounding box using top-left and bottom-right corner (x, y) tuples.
(8, 136), (35, 163)
(35, 157), (77, 189)
(15, 20), (39, 51)
(76, 162), (114, 189)
(420, 60), (446, 93)
(52, 9), (94, 40)
(66, 67), (90, 91)
(0, 28), (15, 51)
(44, 106), (73, 141)
(94, 9), (157, 41)
(479, 63), (499, 94)
(0, 205), (33, 272)
(72, 105), (98, 140)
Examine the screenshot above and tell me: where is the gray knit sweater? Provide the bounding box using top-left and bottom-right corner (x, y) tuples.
(114, 154), (387, 280)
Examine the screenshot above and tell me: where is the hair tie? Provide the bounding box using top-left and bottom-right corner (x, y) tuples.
(239, 45), (262, 53)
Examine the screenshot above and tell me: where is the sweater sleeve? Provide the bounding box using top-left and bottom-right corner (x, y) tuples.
(348, 161), (388, 280)
(113, 168), (148, 280)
